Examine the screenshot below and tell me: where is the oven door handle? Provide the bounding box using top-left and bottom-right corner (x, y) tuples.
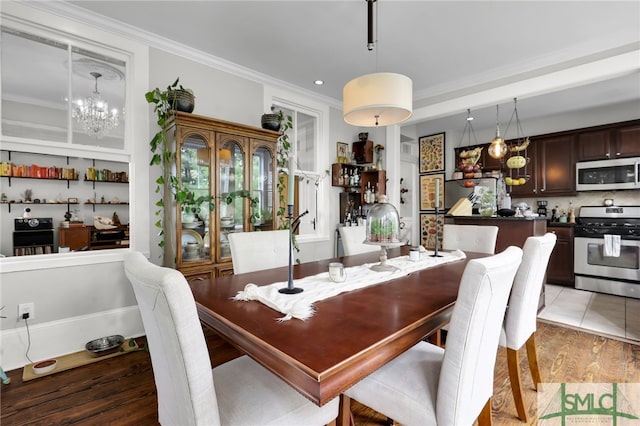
(636, 159), (639, 187)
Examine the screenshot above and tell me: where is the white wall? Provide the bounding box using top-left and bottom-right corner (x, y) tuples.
(0, 2), (150, 371)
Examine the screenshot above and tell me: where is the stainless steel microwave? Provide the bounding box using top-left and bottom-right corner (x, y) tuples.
(576, 157), (640, 191)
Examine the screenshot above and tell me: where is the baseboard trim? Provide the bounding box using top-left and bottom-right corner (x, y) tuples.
(1, 306), (144, 372)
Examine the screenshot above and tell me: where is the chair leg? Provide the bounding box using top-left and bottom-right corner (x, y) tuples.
(432, 329), (443, 347)
(477, 398), (493, 426)
(338, 394), (354, 426)
(507, 347), (528, 422)
(525, 333), (541, 391)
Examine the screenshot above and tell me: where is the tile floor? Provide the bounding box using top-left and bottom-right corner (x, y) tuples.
(539, 284), (640, 343)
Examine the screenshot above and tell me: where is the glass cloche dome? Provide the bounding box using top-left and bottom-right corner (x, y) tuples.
(365, 195), (402, 271)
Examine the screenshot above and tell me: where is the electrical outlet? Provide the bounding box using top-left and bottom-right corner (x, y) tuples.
(18, 303), (34, 321)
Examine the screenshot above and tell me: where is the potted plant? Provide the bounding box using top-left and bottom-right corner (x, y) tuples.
(479, 190), (496, 216)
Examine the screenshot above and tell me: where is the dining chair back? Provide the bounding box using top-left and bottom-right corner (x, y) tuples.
(344, 246), (523, 426)
(124, 252), (339, 426)
(339, 225), (379, 256)
(501, 232), (557, 421)
(442, 224), (498, 254)
(228, 229), (290, 274)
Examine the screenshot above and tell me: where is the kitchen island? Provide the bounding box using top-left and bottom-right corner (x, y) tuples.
(445, 215), (547, 253)
(445, 215), (548, 310)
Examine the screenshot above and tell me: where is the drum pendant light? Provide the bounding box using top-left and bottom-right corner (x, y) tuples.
(343, 0), (412, 127)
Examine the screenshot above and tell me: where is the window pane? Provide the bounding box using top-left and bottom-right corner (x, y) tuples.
(297, 174), (318, 235)
(1, 29), (69, 142)
(71, 48), (126, 149)
(252, 146), (274, 230)
(296, 111), (316, 172)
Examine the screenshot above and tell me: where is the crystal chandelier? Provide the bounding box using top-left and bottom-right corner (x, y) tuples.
(72, 72), (119, 138)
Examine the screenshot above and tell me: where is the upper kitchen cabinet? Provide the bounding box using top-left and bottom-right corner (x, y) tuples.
(508, 134), (576, 197)
(480, 148), (504, 172)
(577, 120), (640, 161)
(537, 134), (576, 195)
(615, 122), (640, 158)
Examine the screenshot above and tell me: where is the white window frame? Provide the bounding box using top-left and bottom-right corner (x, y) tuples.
(264, 87), (330, 243)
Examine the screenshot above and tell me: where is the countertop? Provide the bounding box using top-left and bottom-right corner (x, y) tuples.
(546, 221), (575, 227)
(447, 215), (547, 221)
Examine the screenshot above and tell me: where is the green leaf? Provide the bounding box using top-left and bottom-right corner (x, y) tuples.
(150, 153), (162, 166)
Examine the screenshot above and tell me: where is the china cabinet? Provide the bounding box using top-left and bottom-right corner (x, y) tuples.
(165, 112), (279, 280)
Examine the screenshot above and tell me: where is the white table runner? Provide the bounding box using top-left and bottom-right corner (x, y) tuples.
(233, 250), (467, 321)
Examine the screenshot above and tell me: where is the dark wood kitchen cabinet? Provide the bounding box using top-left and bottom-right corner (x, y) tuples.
(577, 120), (640, 161)
(577, 129), (612, 161)
(508, 134), (576, 197)
(546, 224), (574, 286)
(616, 123), (640, 158)
(537, 134), (576, 195)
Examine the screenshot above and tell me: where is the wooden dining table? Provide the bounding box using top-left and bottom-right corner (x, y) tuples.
(189, 246), (484, 415)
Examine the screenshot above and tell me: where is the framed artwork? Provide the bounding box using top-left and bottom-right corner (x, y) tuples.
(419, 132), (445, 173)
(336, 142), (348, 163)
(419, 173), (444, 211)
(420, 213), (444, 250)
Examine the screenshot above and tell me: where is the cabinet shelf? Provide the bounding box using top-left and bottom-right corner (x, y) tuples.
(84, 178), (129, 184)
(1, 174), (79, 189)
(2, 201), (79, 213)
(331, 163), (386, 207)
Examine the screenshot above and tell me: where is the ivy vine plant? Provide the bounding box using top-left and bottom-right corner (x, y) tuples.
(145, 78), (214, 257)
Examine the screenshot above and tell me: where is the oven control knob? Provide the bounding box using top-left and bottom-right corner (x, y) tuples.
(28, 218), (40, 228)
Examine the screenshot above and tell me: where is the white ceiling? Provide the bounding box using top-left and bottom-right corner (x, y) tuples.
(65, 1), (640, 130)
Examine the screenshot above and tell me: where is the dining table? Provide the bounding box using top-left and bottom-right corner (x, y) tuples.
(189, 246), (485, 423)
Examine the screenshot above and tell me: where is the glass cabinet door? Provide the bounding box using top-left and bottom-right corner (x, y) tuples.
(219, 140), (245, 260)
(252, 145), (274, 231)
(180, 135), (211, 263)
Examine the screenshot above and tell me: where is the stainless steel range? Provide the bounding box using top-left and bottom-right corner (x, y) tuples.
(574, 206), (640, 299)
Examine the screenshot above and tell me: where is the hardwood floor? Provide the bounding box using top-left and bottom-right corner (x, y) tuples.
(2, 321), (638, 425)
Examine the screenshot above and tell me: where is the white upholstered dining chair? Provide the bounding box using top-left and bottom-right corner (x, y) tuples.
(338, 225), (379, 256)
(435, 223), (500, 343)
(500, 232), (557, 421)
(124, 252), (339, 426)
(228, 229), (290, 274)
(442, 224), (499, 254)
(343, 246), (523, 426)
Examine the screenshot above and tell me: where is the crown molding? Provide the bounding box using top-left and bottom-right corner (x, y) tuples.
(14, 1), (342, 109)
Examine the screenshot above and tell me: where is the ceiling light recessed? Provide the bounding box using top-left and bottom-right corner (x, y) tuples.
(314, 80), (324, 86)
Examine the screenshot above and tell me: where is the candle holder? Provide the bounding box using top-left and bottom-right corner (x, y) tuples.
(278, 206), (309, 295)
(430, 205), (443, 257)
